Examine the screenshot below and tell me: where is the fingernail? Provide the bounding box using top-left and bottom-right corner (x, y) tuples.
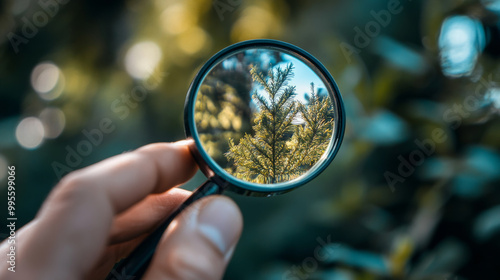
(173, 139), (194, 146)
(197, 197), (242, 256)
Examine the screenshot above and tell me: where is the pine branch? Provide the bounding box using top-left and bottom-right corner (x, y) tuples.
(250, 67), (272, 98)
(253, 91), (271, 112)
(225, 63), (336, 184)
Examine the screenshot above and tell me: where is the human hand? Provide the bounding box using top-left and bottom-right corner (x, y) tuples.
(0, 141), (243, 280)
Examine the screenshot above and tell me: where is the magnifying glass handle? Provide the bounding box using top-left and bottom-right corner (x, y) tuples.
(105, 179), (224, 280)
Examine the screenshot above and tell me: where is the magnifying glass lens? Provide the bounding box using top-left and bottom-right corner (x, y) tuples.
(194, 48), (338, 185)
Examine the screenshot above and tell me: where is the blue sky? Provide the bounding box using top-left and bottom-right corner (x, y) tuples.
(218, 49), (329, 104)
(275, 54), (327, 103)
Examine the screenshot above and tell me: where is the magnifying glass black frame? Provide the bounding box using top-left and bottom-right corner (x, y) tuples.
(106, 39), (345, 279)
(186, 39), (345, 196)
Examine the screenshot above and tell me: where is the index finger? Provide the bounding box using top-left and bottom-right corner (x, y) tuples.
(8, 141), (198, 280)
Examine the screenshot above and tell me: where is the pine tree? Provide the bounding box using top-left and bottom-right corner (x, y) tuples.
(286, 83), (334, 171)
(226, 63), (298, 183)
(225, 65), (335, 184)
(194, 50), (283, 168)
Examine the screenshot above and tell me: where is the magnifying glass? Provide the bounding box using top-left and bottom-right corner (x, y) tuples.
(107, 39), (345, 279)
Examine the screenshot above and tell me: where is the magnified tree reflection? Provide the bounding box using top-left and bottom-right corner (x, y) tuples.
(195, 50), (285, 167)
(194, 69), (252, 163)
(195, 49), (335, 184)
(225, 63), (334, 184)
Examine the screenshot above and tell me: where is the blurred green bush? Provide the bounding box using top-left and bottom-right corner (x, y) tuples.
(1, 0), (500, 279)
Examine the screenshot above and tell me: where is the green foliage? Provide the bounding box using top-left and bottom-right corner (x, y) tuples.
(287, 83), (335, 170)
(194, 67), (255, 166)
(225, 64), (334, 184)
(194, 51), (283, 168)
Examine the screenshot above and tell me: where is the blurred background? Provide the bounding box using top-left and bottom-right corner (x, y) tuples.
(1, 0), (500, 279)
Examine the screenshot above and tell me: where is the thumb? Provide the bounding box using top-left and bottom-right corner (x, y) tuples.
(143, 196), (243, 280)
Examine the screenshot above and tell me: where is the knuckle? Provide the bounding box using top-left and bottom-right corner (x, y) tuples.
(52, 172), (94, 206)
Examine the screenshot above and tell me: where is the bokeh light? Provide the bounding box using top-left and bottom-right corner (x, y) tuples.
(30, 62), (64, 100)
(30, 62), (65, 101)
(39, 107), (66, 139)
(15, 117), (45, 150)
(176, 26), (210, 55)
(125, 41), (163, 80)
(160, 3), (196, 35)
(486, 88), (500, 112)
(482, 0), (500, 13)
(231, 5), (282, 42)
(438, 16), (485, 77)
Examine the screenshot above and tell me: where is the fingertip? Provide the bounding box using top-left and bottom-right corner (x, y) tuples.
(136, 142), (198, 193)
(197, 196), (243, 256)
(144, 196), (243, 280)
(172, 139), (195, 147)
